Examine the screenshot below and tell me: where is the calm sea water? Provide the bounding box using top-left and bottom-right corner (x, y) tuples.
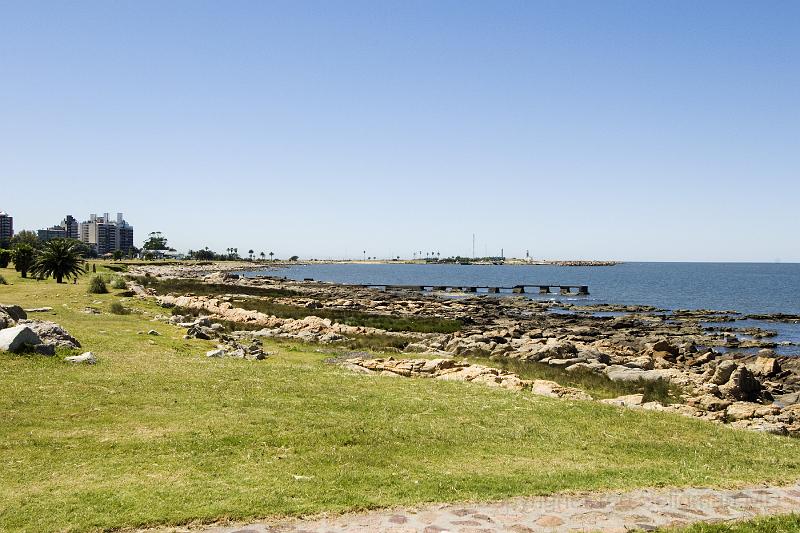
(241, 262), (800, 353)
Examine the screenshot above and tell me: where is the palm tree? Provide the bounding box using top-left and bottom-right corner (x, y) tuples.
(269, 251), (274, 261)
(260, 251), (266, 261)
(30, 239), (85, 283)
(248, 249), (254, 261)
(12, 244), (36, 278)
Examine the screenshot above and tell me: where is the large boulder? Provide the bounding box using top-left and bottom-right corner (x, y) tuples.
(604, 365), (673, 383)
(0, 326), (42, 352)
(710, 360), (737, 385)
(649, 338), (679, 359)
(18, 320), (81, 349)
(719, 366), (762, 401)
(747, 356), (781, 377)
(524, 339), (578, 361)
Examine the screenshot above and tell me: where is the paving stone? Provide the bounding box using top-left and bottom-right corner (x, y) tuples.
(179, 482), (800, 533)
(535, 515), (564, 527)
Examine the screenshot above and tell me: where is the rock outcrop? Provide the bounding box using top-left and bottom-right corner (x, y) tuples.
(341, 357), (592, 400)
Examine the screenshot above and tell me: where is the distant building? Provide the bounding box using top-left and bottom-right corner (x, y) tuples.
(79, 212), (134, 255)
(37, 214), (79, 242)
(62, 215), (79, 240)
(37, 226), (68, 241)
(0, 211), (13, 246)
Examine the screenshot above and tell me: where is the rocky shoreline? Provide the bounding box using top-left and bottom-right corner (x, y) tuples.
(129, 263), (800, 436)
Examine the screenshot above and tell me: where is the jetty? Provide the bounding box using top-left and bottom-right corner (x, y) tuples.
(299, 280), (590, 296)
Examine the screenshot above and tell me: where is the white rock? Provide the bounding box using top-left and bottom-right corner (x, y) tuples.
(0, 325), (42, 352)
(206, 349), (226, 358)
(64, 352), (96, 364)
(600, 394), (645, 408)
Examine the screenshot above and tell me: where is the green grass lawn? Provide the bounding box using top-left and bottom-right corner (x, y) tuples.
(2, 266), (800, 532)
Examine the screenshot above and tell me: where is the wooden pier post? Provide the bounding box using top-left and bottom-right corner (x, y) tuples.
(578, 285), (590, 295)
(512, 286), (525, 294)
(488, 287), (500, 294)
(539, 286), (551, 294)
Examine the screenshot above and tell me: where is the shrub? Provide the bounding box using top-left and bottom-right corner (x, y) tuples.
(0, 249), (11, 268)
(109, 301), (130, 315)
(88, 275), (108, 294)
(0, 274), (7, 285)
(111, 278), (127, 290)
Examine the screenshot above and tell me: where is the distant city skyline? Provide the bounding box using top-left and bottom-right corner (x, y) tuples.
(2, 1), (798, 262)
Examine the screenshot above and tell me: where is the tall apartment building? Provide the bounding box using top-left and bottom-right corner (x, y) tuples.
(0, 211), (13, 246)
(79, 212), (134, 255)
(37, 214), (80, 242)
(62, 215), (79, 240)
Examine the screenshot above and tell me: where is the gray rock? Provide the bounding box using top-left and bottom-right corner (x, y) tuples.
(710, 360), (737, 385)
(64, 352), (96, 364)
(600, 394), (645, 408)
(0, 304), (27, 321)
(604, 365), (671, 383)
(206, 349), (226, 358)
(33, 344), (56, 356)
(147, 330), (161, 336)
(650, 338), (679, 356)
(719, 366), (761, 401)
(548, 356), (588, 367)
(0, 325), (42, 352)
(18, 320), (81, 348)
(565, 361), (607, 373)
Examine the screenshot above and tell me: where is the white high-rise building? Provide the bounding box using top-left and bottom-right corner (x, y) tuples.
(79, 212), (134, 255)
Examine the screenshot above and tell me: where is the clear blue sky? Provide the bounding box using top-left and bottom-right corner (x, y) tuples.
(1, 1), (798, 261)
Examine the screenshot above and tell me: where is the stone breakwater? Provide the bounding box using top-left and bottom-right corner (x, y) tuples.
(129, 264), (800, 436)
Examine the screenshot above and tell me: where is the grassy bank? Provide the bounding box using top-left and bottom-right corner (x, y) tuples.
(2, 267), (800, 532)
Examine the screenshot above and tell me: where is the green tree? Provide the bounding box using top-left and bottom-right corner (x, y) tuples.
(289, 255), (299, 261)
(260, 251), (266, 261)
(194, 248), (215, 260)
(143, 231), (169, 250)
(0, 249), (10, 268)
(112, 250), (123, 261)
(10, 230), (40, 249)
(12, 244), (36, 278)
(269, 251), (274, 261)
(30, 239), (86, 284)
